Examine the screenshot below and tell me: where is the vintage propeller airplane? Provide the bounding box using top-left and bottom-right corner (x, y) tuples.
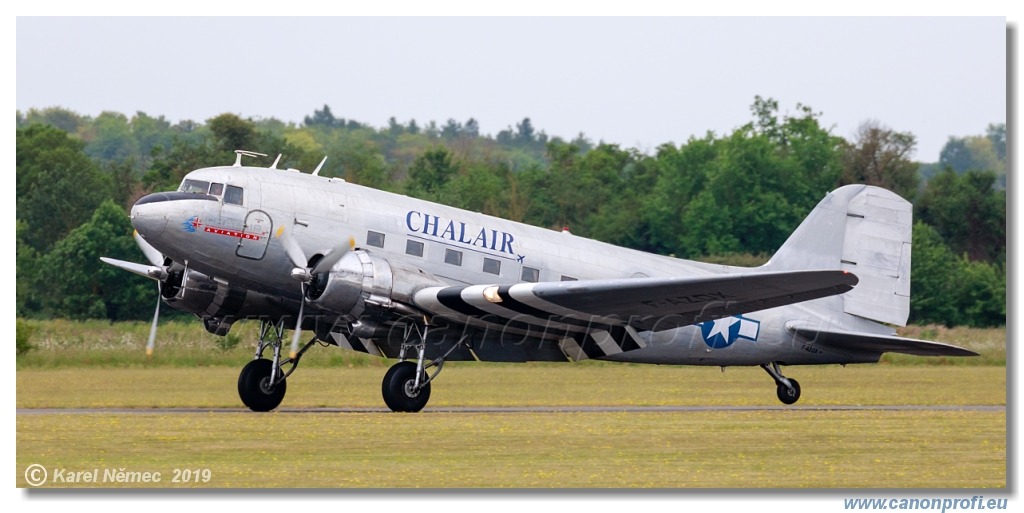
(102, 150), (976, 412)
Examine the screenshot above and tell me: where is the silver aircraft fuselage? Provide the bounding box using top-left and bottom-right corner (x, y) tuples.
(132, 164), (886, 367)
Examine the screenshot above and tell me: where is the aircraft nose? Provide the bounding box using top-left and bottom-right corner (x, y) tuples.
(130, 193), (170, 240)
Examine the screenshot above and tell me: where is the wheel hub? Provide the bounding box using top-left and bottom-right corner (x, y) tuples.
(403, 379), (420, 398)
(259, 376), (276, 395)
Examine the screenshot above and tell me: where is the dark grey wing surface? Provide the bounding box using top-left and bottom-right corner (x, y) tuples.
(414, 270), (858, 333)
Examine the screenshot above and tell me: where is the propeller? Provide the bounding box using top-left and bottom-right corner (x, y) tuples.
(274, 225), (355, 359)
(101, 230), (167, 357)
(133, 230), (167, 357)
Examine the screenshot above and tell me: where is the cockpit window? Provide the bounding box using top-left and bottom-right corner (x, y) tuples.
(179, 179), (211, 194)
(224, 185), (244, 205)
(209, 182), (224, 196)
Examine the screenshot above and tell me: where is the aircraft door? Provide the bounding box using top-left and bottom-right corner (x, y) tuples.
(236, 210), (273, 260)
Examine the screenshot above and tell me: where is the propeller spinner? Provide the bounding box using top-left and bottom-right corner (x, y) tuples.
(274, 225), (355, 358)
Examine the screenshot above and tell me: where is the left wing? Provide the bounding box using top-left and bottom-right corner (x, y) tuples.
(413, 270), (857, 334)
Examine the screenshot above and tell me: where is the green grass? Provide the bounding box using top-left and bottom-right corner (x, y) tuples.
(15, 320), (1007, 489)
(15, 365), (1006, 409)
(16, 409), (1005, 488)
(16, 365), (1006, 489)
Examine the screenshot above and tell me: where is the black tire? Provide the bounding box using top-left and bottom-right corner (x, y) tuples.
(776, 378), (801, 405)
(381, 361), (431, 412)
(238, 359), (287, 412)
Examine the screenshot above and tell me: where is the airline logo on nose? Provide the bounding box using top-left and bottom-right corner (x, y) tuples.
(183, 216), (203, 232)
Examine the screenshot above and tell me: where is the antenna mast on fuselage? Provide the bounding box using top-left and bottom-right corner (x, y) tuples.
(233, 150), (268, 167)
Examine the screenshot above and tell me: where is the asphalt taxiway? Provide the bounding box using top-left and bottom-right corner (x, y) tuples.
(15, 405), (1007, 414)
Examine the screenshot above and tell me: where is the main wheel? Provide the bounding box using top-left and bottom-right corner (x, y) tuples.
(776, 378), (801, 405)
(238, 358), (287, 412)
(382, 361), (431, 412)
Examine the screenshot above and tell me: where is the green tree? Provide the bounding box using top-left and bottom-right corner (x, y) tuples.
(84, 111), (139, 163)
(956, 258), (1005, 327)
(407, 146), (457, 198)
(963, 136), (1001, 173)
(16, 124), (113, 251)
(909, 222), (961, 326)
(130, 111), (174, 159)
(16, 221), (41, 316)
(144, 135), (219, 191)
(323, 128), (389, 188)
(36, 201), (153, 320)
(678, 128), (805, 256)
(986, 123), (1006, 162)
(939, 134), (1002, 174)
(23, 106), (85, 133)
(208, 113), (258, 153)
(441, 162), (507, 216)
(646, 137), (716, 255)
(839, 120), (919, 200)
(915, 169), (1004, 262)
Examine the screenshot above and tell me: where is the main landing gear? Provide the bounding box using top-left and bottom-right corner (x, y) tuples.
(761, 362), (801, 405)
(236, 316), (460, 413)
(381, 320), (465, 413)
(237, 319), (318, 412)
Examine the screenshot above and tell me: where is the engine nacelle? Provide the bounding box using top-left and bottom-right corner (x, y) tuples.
(306, 250), (445, 320)
(160, 263), (288, 335)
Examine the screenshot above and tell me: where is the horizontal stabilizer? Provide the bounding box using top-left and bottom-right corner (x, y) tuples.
(787, 322), (978, 357)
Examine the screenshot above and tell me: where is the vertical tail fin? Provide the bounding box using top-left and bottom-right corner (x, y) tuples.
(764, 185), (912, 326)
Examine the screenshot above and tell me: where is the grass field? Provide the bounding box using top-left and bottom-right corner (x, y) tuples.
(16, 408), (1005, 488)
(15, 320), (1008, 489)
(16, 364), (1006, 488)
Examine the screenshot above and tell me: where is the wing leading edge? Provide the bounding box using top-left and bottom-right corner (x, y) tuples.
(413, 270), (858, 336)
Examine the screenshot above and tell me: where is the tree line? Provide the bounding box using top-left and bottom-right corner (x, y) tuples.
(15, 98), (1006, 327)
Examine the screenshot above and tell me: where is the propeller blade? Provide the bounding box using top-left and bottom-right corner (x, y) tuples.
(146, 283), (161, 357)
(100, 257), (166, 280)
(133, 230), (164, 267)
(290, 286), (306, 359)
(311, 237), (357, 274)
(275, 225), (308, 270)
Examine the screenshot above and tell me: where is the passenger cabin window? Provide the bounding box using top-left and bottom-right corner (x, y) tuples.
(483, 258), (501, 275)
(406, 239), (424, 257)
(560, 275), (578, 281)
(209, 182), (224, 196)
(367, 231), (385, 248)
(521, 267), (540, 283)
(224, 185), (244, 205)
(444, 249), (463, 266)
(180, 179), (210, 194)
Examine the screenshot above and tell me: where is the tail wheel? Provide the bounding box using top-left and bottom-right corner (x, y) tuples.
(382, 361), (431, 412)
(238, 358), (287, 412)
(776, 378), (801, 405)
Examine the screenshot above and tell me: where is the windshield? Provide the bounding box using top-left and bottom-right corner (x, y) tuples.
(179, 179), (211, 194)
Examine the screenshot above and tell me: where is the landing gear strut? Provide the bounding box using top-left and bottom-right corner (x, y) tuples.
(238, 319), (317, 411)
(761, 362), (801, 405)
(381, 319), (465, 412)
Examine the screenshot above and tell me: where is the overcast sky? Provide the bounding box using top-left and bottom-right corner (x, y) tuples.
(16, 16), (1007, 163)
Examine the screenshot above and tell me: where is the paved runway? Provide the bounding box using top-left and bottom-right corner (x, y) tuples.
(15, 405), (1007, 415)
